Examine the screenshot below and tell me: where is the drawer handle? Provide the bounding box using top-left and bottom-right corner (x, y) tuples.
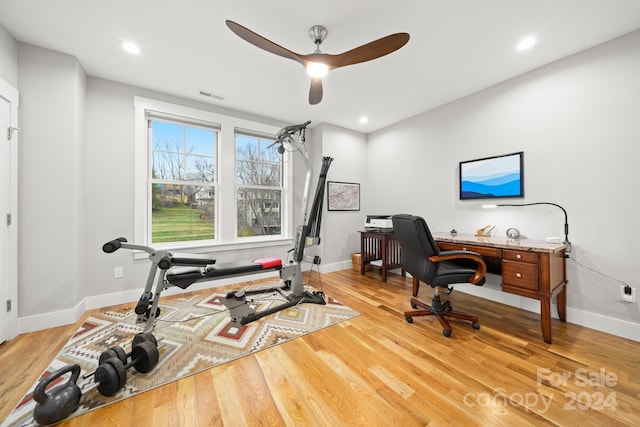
(516, 254), (522, 259)
(462, 247), (467, 251)
(516, 272), (522, 278)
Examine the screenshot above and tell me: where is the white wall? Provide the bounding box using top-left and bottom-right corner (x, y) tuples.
(0, 22), (17, 87)
(311, 124), (368, 270)
(366, 30), (640, 330)
(17, 43), (85, 317)
(81, 79), (295, 301)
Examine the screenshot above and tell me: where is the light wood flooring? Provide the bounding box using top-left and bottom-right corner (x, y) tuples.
(1, 268), (639, 426)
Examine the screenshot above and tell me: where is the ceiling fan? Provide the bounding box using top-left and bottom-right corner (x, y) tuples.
(226, 20), (410, 105)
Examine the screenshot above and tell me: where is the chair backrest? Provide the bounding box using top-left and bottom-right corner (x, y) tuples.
(392, 214), (440, 284)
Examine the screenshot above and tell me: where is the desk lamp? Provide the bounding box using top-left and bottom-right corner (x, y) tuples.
(483, 202), (571, 255)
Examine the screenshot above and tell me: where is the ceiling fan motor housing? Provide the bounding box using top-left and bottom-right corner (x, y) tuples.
(309, 25), (328, 46)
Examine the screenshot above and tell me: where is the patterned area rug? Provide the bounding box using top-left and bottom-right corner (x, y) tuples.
(2, 284), (358, 426)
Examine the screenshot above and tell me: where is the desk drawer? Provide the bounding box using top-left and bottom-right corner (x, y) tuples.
(502, 260), (538, 291)
(503, 249), (538, 264)
(437, 242), (502, 258)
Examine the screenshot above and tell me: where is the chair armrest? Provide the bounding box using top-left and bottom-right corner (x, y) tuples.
(429, 250), (487, 285)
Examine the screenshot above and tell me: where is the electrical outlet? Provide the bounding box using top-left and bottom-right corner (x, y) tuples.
(114, 267), (124, 279)
(620, 286), (637, 303)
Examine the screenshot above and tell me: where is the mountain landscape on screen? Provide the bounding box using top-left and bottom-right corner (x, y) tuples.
(460, 152), (523, 199)
(461, 172), (521, 198)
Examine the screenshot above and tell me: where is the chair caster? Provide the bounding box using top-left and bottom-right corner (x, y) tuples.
(442, 329), (451, 337)
(411, 303), (417, 309)
(406, 317), (413, 323)
(472, 322), (480, 330)
(445, 306), (453, 312)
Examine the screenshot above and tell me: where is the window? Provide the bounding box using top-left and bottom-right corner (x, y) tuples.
(149, 117), (218, 244)
(134, 97), (290, 251)
(236, 130), (283, 237)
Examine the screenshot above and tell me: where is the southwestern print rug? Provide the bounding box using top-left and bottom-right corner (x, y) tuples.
(2, 283), (358, 426)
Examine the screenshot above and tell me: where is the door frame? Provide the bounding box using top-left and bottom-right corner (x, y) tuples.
(1, 77), (19, 341)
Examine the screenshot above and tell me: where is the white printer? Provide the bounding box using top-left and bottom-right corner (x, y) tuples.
(364, 215), (394, 232)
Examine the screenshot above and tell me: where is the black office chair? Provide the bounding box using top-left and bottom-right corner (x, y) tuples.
(392, 214), (487, 337)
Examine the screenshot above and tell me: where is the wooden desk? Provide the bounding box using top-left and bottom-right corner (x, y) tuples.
(359, 230), (405, 282)
(433, 233), (567, 344)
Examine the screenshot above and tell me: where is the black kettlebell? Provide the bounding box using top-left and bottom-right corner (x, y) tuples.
(33, 363), (82, 425)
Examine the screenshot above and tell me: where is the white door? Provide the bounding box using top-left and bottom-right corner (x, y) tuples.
(0, 78), (18, 343)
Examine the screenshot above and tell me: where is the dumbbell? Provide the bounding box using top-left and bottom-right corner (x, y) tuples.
(93, 333), (161, 396)
(98, 332), (158, 365)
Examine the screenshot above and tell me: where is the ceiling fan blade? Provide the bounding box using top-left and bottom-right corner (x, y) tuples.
(309, 78), (323, 105)
(226, 20), (305, 66)
(303, 32), (410, 69)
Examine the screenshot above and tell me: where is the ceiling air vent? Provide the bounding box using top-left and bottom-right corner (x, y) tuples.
(198, 90), (224, 101)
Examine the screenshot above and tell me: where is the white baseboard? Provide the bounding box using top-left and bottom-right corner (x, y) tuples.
(17, 271), (282, 334)
(453, 276), (640, 342)
(320, 260), (353, 274)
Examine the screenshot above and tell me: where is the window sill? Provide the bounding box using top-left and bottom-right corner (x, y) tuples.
(132, 237), (294, 261)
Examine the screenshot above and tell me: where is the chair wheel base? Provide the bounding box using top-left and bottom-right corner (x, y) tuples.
(472, 322), (480, 330)
(406, 317), (413, 323)
(443, 329), (451, 337)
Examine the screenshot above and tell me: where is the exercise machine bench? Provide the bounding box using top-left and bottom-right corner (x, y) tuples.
(102, 238), (285, 331)
(166, 258), (283, 289)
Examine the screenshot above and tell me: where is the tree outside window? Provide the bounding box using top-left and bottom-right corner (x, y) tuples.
(236, 133), (283, 237)
(150, 120), (216, 243)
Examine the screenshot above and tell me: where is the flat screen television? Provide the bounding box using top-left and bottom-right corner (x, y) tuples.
(459, 152), (524, 200)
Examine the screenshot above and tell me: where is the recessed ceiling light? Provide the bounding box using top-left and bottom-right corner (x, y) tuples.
(516, 36), (538, 51)
(359, 116), (369, 124)
(121, 41), (142, 55)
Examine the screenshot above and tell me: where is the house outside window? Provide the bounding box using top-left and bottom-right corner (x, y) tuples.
(236, 131), (283, 237)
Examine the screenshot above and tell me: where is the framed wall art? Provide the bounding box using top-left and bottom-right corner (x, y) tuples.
(459, 151), (524, 200)
(327, 181), (360, 211)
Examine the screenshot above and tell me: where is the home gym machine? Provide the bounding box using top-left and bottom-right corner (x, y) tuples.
(219, 121), (332, 324)
(102, 120), (333, 331)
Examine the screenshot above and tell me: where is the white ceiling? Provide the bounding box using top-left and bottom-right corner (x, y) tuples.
(2, 0), (640, 133)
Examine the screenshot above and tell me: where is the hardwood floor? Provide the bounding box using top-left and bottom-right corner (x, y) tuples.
(1, 268), (639, 426)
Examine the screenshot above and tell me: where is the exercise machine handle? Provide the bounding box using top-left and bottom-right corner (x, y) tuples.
(102, 237), (128, 253)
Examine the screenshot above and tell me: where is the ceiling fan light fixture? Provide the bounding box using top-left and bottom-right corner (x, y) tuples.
(306, 61), (329, 78)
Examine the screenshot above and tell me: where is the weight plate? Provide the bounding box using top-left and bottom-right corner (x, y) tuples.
(99, 346), (127, 365)
(98, 348), (116, 365)
(112, 346), (127, 364)
(132, 341), (159, 374)
(132, 332), (157, 348)
(106, 358), (128, 390)
(95, 363), (120, 396)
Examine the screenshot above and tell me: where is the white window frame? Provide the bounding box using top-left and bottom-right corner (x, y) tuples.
(148, 110), (219, 246)
(134, 97), (292, 255)
(235, 128), (284, 239)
